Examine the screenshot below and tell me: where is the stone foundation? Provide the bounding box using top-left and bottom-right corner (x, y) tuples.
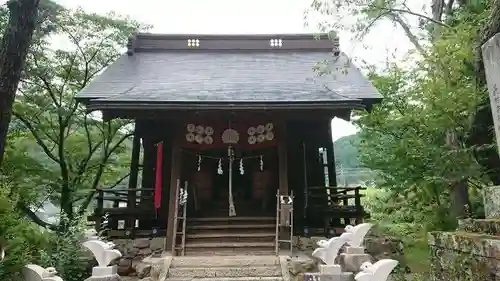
(483, 186), (500, 219)
(112, 237), (166, 276)
(429, 219), (500, 281)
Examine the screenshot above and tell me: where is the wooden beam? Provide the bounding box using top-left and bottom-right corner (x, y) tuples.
(100, 108), (352, 122)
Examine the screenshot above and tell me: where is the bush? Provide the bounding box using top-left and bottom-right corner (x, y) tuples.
(38, 216), (91, 281)
(0, 183), (47, 281)
(0, 180), (91, 281)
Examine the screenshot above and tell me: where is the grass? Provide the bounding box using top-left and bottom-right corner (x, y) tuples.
(405, 238), (430, 274)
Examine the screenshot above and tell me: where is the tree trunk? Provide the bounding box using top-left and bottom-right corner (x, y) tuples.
(0, 0), (40, 167)
(451, 179), (471, 219)
(446, 131), (471, 219)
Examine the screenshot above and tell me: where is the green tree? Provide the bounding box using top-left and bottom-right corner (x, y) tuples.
(1, 1), (147, 230)
(308, 0), (494, 219)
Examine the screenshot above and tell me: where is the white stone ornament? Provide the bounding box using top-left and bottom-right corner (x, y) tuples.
(354, 259), (399, 281)
(83, 240), (122, 267)
(84, 228), (99, 241)
(345, 223), (373, 247)
(23, 264), (63, 281)
(265, 122), (274, 131)
(316, 239), (327, 248)
(256, 125), (265, 134)
(312, 232), (353, 265)
(257, 134), (265, 143)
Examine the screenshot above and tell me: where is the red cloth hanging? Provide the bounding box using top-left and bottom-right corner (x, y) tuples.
(154, 142), (164, 210)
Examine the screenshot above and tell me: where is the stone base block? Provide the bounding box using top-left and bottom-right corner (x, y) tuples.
(85, 274), (120, 281)
(344, 247), (365, 254)
(484, 186), (500, 219)
(304, 272), (354, 281)
(92, 266), (118, 277)
(337, 253), (371, 272)
(458, 218), (500, 235)
(319, 264), (341, 275)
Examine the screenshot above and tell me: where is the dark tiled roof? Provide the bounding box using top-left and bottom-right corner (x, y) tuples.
(77, 33), (381, 108)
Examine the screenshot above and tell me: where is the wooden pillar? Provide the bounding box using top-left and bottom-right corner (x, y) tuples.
(165, 136), (181, 253)
(326, 119), (337, 187)
(126, 122), (141, 229)
(277, 120), (288, 195)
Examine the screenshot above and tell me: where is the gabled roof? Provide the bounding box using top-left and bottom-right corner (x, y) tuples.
(77, 33), (382, 111)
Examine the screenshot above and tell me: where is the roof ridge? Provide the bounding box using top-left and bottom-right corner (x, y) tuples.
(126, 32), (340, 55)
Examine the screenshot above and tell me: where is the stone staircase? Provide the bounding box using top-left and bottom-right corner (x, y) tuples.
(184, 216), (276, 256)
(165, 255), (284, 281)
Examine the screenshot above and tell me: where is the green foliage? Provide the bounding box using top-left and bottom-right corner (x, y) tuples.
(38, 216), (91, 281)
(1, 1), (147, 229)
(353, 8), (489, 221)
(0, 180), (47, 281)
(0, 1), (148, 279)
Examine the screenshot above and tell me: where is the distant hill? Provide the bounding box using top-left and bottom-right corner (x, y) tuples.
(333, 134), (375, 186)
(333, 134), (360, 169)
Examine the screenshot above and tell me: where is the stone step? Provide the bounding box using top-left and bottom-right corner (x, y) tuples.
(187, 232), (275, 239)
(186, 227), (274, 235)
(186, 232), (275, 243)
(190, 216), (275, 222)
(170, 255), (280, 267)
(188, 224), (275, 230)
(168, 265), (282, 278)
(185, 241), (274, 248)
(184, 248), (276, 256)
(166, 277), (283, 281)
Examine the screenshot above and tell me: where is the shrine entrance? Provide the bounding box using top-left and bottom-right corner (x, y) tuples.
(179, 122), (279, 218)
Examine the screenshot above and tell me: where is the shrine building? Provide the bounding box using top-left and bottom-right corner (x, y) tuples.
(76, 33), (382, 256)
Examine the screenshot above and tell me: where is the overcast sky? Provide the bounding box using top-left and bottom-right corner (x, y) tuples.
(11, 0), (423, 141)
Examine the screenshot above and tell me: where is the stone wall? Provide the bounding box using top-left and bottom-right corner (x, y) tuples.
(429, 219), (500, 281)
(112, 237), (166, 276)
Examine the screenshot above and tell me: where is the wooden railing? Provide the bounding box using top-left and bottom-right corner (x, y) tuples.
(304, 186), (368, 237)
(88, 188), (167, 238)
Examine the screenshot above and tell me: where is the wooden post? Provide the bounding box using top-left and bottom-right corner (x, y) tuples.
(354, 187), (362, 224)
(126, 122), (141, 229)
(166, 136), (182, 253)
(326, 119), (337, 187)
(95, 189), (104, 232)
(278, 120), (288, 195)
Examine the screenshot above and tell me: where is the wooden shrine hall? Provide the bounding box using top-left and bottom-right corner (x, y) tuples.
(77, 33), (382, 256)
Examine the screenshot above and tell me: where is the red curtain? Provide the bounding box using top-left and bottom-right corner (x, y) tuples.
(154, 142), (164, 210)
